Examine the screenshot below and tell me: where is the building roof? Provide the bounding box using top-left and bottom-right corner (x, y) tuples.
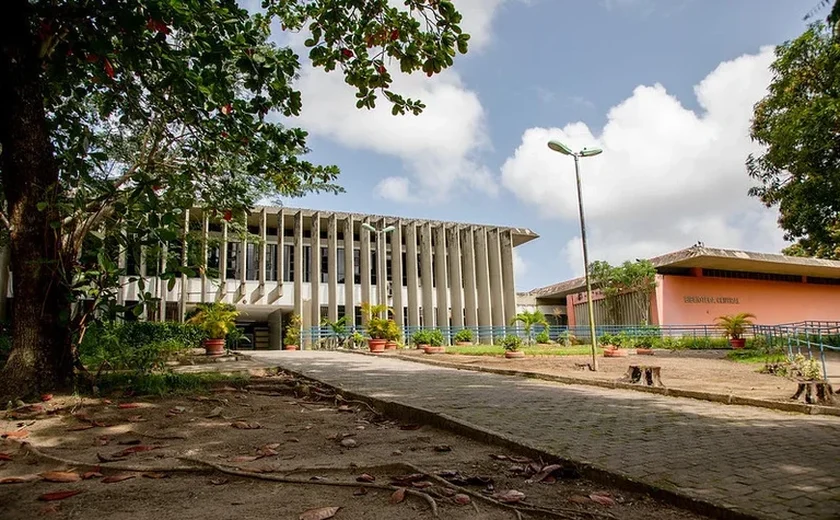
(524, 245), (840, 299)
(193, 205), (540, 247)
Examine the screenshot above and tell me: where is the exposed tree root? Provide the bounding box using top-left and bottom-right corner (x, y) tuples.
(131, 431), (189, 440)
(18, 442), (202, 473)
(180, 457), (438, 518)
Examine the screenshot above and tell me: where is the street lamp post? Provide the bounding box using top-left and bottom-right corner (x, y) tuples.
(361, 222), (396, 318)
(547, 139), (602, 371)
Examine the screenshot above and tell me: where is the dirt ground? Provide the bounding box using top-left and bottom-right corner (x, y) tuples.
(0, 372), (709, 520)
(399, 349), (837, 403)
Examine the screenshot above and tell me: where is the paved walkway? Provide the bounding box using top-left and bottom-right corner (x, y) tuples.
(247, 351), (840, 520)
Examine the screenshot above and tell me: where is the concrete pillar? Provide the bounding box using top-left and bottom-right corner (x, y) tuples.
(434, 224), (448, 329)
(360, 217), (371, 322)
(179, 209), (190, 322)
(239, 220), (247, 288)
(405, 222), (420, 327)
(448, 225), (463, 328)
(343, 215), (355, 325)
(293, 211), (304, 317)
(419, 222), (434, 327)
(376, 218), (388, 315)
(117, 232), (126, 306)
(201, 214), (208, 303)
(268, 308), (283, 350)
(391, 220), (404, 327)
(327, 213), (338, 322)
(460, 227), (477, 327)
(500, 230), (517, 327)
(310, 212), (321, 327)
(219, 220), (228, 300)
(259, 208), (267, 289)
(474, 227), (492, 340)
(276, 209), (285, 285)
(488, 228), (505, 328)
(0, 244), (10, 321)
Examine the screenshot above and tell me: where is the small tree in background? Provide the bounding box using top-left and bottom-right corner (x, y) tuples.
(511, 310), (548, 345)
(589, 260), (657, 325)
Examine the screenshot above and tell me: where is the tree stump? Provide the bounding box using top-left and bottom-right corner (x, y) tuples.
(620, 365), (663, 387)
(791, 380), (835, 405)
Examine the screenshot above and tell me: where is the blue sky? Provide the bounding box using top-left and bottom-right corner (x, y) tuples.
(274, 0), (815, 292)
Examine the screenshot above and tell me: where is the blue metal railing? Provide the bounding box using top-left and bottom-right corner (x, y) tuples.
(753, 322), (840, 381)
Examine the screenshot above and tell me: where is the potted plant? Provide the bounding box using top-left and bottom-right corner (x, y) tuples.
(603, 331), (631, 357)
(412, 329), (431, 349)
(284, 313), (301, 351)
(362, 302), (390, 353)
(511, 310), (548, 345)
(350, 331), (366, 349)
(635, 334), (654, 356)
(384, 320), (401, 350)
(187, 302), (239, 356)
(423, 329), (446, 354)
(453, 329), (473, 346)
(715, 313), (756, 349)
(501, 335), (524, 359)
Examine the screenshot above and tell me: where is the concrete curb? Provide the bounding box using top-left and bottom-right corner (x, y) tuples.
(273, 363), (764, 520)
(349, 350), (840, 418)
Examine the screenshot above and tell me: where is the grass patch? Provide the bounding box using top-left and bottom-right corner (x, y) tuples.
(445, 344), (603, 356)
(726, 349), (787, 364)
(91, 372), (250, 397)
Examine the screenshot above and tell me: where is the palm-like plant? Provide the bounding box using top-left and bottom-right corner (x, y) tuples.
(320, 316), (349, 349)
(715, 313), (757, 340)
(511, 310), (549, 345)
(187, 303), (239, 340)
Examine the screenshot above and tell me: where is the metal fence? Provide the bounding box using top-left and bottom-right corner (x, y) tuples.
(753, 321), (840, 381)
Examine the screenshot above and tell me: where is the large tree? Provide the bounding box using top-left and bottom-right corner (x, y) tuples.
(748, 9), (840, 259)
(0, 0), (470, 398)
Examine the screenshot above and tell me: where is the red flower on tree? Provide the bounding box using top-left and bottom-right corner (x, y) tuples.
(146, 19), (170, 35)
(341, 48), (354, 59)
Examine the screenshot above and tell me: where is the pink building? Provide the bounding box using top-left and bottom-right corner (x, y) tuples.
(524, 246), (840, 327)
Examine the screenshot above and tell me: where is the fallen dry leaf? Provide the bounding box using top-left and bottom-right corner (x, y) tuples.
(231, 421), (261, 430)
(38, 490), (83, 501)
(353, 487), (368, 496)
(493, 490), (526, 504)
(490, 454), (508, 461)
(82, 472), (103, 480)
(589, 494), (616, 506)
(97, 452), (127, 463)
(390, 473), (426, 486)
(142, 472), (169, 479)
(390, 487), (407, 504)
(356, 473), (375, 483)
(116, 445), (162, 457)
(209, 477), (229, 485)
(118, 439), (141, 446)
(569, 495), (591, 504)
(399, 424), (421, 431)
(40, 471), (81, 483)
(299, 506), (341, 520)
(230, 455), (261, 463)
(411, 481), (433, 489)
(508, 456), (532, 464)
(102, 474), (136, 483)
(526, 464), (563, 484)
(0, 452), (12, 461)
(0, 474), (40, 484)
(206, 407), (223, 418)
(453, 494), (471, 505)
(337, 405), (354, 413)
(41, 394), (53, 402)
(2, 429), (29, 439)
(168, 406), (186, 414)
(433, 445), (452, 452)
(118, 403), (141, 409)
(66, 424), (95, 432)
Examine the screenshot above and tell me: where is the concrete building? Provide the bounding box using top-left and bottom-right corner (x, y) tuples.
(83, 207), (537, 348)
(520, 245), (840, 327)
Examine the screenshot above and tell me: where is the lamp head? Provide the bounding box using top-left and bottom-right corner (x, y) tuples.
(361, 223), (376, 232)
(579, 147), (603, 158)
(547, 140), (573, 155)
(382, 225), (396, 233)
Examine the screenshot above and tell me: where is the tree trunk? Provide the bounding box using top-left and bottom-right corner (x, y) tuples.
(0, 1), (74, 399)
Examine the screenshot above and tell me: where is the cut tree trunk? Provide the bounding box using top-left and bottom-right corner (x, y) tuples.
(620, 365), (663, 387)
(0, 1), (75, 399)
(791, 381), (835, 406)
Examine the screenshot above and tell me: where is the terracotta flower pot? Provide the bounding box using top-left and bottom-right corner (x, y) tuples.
(729, 338), (746, 349)
(385, 340), (398, 350)
(423, 346), (445, 354)
(603, 348), (629, 358)
(636, 348), (654, 356)
(204, 338), (226, 356)
(455, 341), (472, 346)
(283, 345), (298, 351)
(418, 343), (431, 350)
(505, 350), (525, 359)
(368, 338), (387, 353)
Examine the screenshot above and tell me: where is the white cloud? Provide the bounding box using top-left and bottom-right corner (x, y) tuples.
(513, 248), (528, 287)
(501, 47), (789, 276)
(291, 0), (513, 203)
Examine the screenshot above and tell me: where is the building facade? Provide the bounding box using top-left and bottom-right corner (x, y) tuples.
(96, 207), (538, 348)
(522, 246), (840, 327)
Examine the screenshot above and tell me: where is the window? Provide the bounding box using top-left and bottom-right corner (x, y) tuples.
(283, 244), (294, 282)
(385, 252), (392, 282)
(266, 244), (278, 282)
(337, 248), (346, 284)
(226, 243), (240, 280)
(321, 247), (329, 283)
(371, 250), (377, 285)
(303, 245), (311, 283)
(353, 249), (361, 284)
(401, 252), (407, 286)
(431, 254), (436, 287)
(245, 243), (259, 281)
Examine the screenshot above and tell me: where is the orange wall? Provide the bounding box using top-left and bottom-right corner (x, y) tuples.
(659, 275), (840, 325)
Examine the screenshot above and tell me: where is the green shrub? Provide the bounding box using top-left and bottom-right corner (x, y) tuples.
(453, 329), (474, 343)
(500, 335), (522, 351)
(80, 321), (205, 373)
(428, 329), (445, 347)
(411, 330), (431, 345)
(535, 331), (550, 344)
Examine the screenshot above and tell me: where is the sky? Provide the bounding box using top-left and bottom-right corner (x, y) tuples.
(261, 0), (819, 292)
